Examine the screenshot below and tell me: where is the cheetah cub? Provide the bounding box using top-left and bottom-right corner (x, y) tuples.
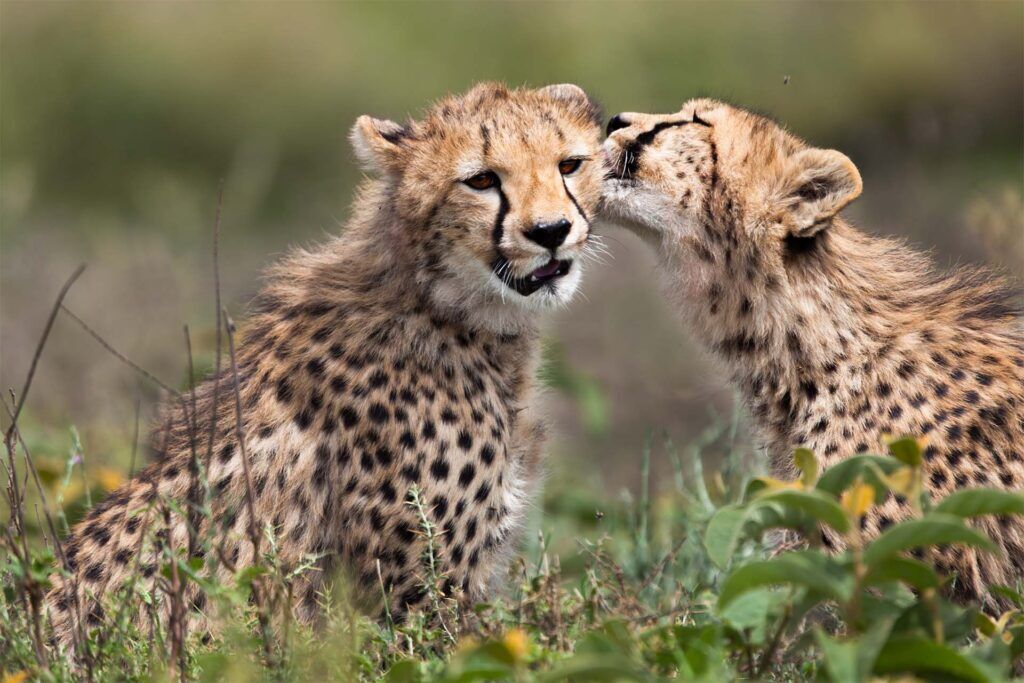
(603, 100), (1024, 605)
(48, 82), (603, 646)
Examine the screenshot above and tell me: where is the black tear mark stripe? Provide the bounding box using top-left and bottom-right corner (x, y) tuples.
(624, 115), (712, 177)
(561, 177), (589, 225)
(492, 187), (510, 250)
(481, 124), (491, 159)
(633, 113), (712, 149)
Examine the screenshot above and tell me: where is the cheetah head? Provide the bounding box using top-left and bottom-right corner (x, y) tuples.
(602, 99), (862, 290)
(350, 82), (603, 313)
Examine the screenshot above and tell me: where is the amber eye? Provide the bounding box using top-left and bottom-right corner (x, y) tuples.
(464, 171), (499, 191)
(558, 158), (583, 175)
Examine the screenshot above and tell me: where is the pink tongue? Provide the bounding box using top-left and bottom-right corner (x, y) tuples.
(531, 260), (561, 278)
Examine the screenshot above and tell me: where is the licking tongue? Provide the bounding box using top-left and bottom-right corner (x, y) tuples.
(530, 259), (562, 280)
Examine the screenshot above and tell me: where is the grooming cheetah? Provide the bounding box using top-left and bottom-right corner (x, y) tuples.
(602, 99), (1024, 604)
(47, 82), (603, 648)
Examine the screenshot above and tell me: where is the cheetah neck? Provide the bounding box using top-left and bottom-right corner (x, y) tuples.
(666, 219), (1015, 458)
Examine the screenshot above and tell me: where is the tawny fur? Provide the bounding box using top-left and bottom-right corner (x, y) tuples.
(603, 99), (1024, 606)
(48, 82), (603, 648)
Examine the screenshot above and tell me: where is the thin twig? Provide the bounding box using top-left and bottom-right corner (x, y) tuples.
(223, 308), (275, 665)
(6, 264), (85, 435)
(59, 304), (178, 397)
(129, 396), (141, 478)
(204, 185), (225, 472)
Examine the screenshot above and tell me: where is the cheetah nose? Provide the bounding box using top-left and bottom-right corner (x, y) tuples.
(524, 219), (571, 251)
(606, 114), (631, 136)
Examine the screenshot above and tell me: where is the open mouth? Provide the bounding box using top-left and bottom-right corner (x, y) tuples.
(492, 257), (572, 296)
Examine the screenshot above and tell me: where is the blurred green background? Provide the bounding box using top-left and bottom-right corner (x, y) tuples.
(2, 1), (1022, 492)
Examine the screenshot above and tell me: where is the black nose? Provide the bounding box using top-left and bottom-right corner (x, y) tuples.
(606, 114), (630, 136)
(524, 219), (571, 251)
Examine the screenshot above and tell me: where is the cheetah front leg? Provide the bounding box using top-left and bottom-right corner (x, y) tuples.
(480, 414), (548, 597)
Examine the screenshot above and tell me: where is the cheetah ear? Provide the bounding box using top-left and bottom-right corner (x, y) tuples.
(538, 83), (603, 126)
(350, 115), (408, 174)
(780, 148), (862, 236)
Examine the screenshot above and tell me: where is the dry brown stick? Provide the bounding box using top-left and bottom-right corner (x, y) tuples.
(128, 396), (142, 478)
(5, 264), (85, 435)
(161, 503), (188, 682)
(223, 308), (275, 665)
(1, 525), (48, 668)
(181, 325), (203, 560)
(204, 185), (225, 473)
(59, 304), (178, 397)
(1, 265), (87, 670)
(635, 534), (689, 596)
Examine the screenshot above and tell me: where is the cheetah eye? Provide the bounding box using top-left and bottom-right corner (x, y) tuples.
(558, 158), (583, 175)
(463, 171), (499, 191)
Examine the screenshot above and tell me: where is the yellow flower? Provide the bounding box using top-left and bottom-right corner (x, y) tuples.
(95, 466), (126, 492)
(4, 672), (29, 683)
(503, 628), (529, 661)
(881, 467), (915, 497)
(841, 482), (875, 519)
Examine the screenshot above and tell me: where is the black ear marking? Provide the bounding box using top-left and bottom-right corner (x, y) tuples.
(380, 126), (410, 145)
(692, 111), (712, 127)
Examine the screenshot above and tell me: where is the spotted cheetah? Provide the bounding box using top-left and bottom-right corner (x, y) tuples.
(47, 82), (604, 647)
(602, 99), (1024, 604)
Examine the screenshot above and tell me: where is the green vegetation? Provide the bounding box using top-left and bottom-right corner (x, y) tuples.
(2, 3), (1022, 680)
(4, 425), (1022, 680)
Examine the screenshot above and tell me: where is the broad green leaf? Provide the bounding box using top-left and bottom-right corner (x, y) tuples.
(887, 437), (924, 467)
(854, 618), (896, 679)
(863, 557), (941, 590)
(815, 455), (903, 500)
(718, 588), (783, 644)
(934, 488), (1024, 518)
(717, 552), (852, 609)
(815, 630), (858, 683)
(873, 634), (997, 682)
(863, 514), (1000, 568)
(703, 504), (748, 569)
(794, 447), (818, 487)
(753, 489), (851, 533)
(384, 660), (421, 683)
(537, 654), (648, 682)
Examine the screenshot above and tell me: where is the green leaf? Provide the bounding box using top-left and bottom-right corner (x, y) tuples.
(384, 660), (422, 683)
(753, 489), (851, 533)
(816, 455), (903, 500)
(863, 557), (941, 590)
(934, 488), (1024, 518)
(863, 514), (1000, 568)
(718, 588), (779, 645)
(717, 552), (853, 609)
(703, 504), (748, 569)
(873, 634), (997, 682)
(794, 448), (819, 487)
(854, 618), (896, 679)
(815, 630), (858, 683)
(537, 655), (648, 682)
(887, 437), (923, 467)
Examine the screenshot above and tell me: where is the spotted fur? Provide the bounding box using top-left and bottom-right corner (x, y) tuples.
(48, 82), (603, 647)
(603, 99), (1024, 605)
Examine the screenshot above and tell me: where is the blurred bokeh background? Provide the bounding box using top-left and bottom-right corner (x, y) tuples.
(2, 1), (1022, 499)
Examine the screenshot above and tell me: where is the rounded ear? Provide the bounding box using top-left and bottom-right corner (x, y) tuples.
(779, 148), (862, 236)
(538, 83), (603, 126)
(349, 115), (408, 174)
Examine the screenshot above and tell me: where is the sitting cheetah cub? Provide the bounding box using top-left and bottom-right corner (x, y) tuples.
(48, 82), (603, 647)
(603, 100), (1023, 605)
